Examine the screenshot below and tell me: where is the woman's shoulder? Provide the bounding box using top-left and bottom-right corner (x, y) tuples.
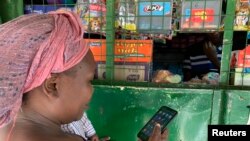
(45, 134), (85, 141)
(7, 124), (85, 141)
(9, 132), (84, 141)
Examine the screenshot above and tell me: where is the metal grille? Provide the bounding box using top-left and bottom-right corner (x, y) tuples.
(1, 0), (250, 88)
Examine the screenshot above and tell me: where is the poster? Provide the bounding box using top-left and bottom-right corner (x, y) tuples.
(115, 0), (137, 31)
(74, 0), (106, 33)
(180, 0), (222, 30)
(234, 0), (250, 30)
(137, 0), (173, 33)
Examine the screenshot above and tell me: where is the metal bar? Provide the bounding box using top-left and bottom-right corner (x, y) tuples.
(105, 0), (115, 81)
(217, 90), (228, 124)
(210, 90), (223, 124)
(0, 0), (23, 23)
(219, 0), (236, 85)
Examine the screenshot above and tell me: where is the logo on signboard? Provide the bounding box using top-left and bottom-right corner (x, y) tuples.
(139, 2), (171, 16)
(144, 4), (163, 12)
(185, 8), (214, 22)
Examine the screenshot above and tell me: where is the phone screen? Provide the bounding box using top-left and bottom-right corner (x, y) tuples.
(137, 106), (178, 141)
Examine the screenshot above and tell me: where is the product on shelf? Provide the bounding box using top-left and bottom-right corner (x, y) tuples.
(137, 0), (173, 33)
(180, 0), (222, 30)
(152, 70), (181, 83)
(234, 0), (250, 31)
(74, 0), (106, 34)
(115, 0), (137, 31)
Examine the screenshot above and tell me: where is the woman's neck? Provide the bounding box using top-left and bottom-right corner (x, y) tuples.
(17, 107), (62, 133)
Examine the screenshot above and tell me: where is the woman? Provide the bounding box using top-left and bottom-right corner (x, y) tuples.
(0, 10), (167, 141)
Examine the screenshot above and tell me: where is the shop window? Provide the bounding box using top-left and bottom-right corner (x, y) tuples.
(21, 0), (250, 87)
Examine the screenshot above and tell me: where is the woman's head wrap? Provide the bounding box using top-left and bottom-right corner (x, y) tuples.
(0, 10), (89, 128)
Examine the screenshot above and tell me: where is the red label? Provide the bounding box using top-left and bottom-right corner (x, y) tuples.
(89, 4), (106, 12)
(237, 45), (250, 67)
(240, 0), (249, 3)
(86, 39), (153, 63)
(191, 9), (214, 23)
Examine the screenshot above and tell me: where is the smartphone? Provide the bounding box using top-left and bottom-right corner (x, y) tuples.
(137, 106), (178, 141)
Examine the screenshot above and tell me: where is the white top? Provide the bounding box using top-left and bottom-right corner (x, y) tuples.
(61, 112), (96, 140)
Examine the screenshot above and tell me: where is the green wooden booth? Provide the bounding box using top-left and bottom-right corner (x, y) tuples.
(0, 0), (249, 141)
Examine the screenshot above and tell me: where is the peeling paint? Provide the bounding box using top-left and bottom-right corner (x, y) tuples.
(239, 96), (245, 101)
(89, 86), (250, 141)
(120, 86), (125, 91)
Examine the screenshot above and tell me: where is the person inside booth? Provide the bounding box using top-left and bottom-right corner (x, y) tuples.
(182, 32), (223, 83)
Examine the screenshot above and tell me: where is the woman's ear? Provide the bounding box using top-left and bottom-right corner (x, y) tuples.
(42, 74), (59, 98)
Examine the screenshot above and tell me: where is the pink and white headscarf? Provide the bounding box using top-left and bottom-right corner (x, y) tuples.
(0, 10), (89, 128)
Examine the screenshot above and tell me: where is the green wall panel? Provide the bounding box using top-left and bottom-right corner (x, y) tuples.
(222, 90), (250, 124)
(87, 86), (249, 141)
(87, 85), (215, 141)
(0, 0), (23, 23)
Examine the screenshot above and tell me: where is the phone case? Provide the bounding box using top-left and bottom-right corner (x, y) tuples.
(137, 106), (178, 141)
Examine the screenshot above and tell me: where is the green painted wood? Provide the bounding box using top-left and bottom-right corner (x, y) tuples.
(87, 85), (215, 141)
(219, 0), (236, 85)
(222, 90), (250, 124)
(87, 86), (249, 141)
(105, 0), (115, 80)
(92, 79), (250, 90)
(2, 1), (249, 141)
(210, 90), (223, 124)
(0, 0), (23, 23)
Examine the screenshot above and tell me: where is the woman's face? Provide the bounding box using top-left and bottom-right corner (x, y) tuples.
(56, 51), (96, 122)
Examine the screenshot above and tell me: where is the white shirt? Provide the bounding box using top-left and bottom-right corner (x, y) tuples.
(61, 112), (96, 140)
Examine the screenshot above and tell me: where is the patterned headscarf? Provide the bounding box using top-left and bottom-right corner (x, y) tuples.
(0, 10), (89, 128)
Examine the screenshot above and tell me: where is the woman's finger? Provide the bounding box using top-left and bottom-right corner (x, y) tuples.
(161, 129), (168, 140)
(149, 123), (161, 141)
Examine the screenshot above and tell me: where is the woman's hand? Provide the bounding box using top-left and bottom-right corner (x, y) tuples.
(138, 123), (168, 141)
(90, 134), (110, 141)
(148, 124), (168, 141)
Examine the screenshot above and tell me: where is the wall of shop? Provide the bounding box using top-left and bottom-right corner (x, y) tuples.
(1, 0), (249, 141)
(87, 86), (250, 141)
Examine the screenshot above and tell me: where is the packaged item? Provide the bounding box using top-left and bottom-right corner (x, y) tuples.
(202, 72), (220, 85)
(24, 5), (71, 14)
(237, 45), (250, 68)
(172, 0), (182, 31)
(115, 0), (137, 31)
(137, 0), (173, 33)
(152, 70), (181, 83)
(74, 0), (106, 33)
(86, 39), (153, 63)
(184, 72), (219, 85)
(234, 0), (250, 31)
(234, 68), (250, 86)
(180, 0), (222, 30)
(95, 62), (152, 82)
(184, 76), (206, 84)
